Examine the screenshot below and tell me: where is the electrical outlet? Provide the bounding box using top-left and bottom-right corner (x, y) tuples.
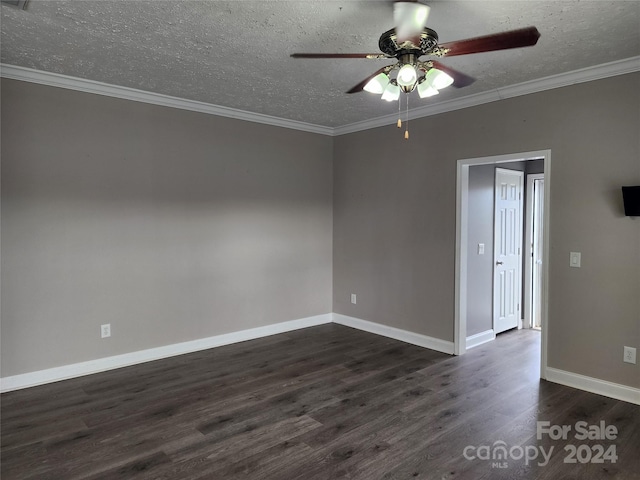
(623, 346), (636, 364)
(101, 323), (111, 338)
(350, 294), (357, 305)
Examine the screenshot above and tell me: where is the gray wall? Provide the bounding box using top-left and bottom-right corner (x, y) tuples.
(1, 79), (334, 377)
(466, 164), (495, 336)
(334, 72), (640, 388)
(3, 73), (639, 390)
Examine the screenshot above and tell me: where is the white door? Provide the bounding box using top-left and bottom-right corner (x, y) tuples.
(493, 168), (524, 334)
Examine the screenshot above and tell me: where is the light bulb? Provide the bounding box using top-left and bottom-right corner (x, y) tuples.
(381, 82), (401, 102)
(363, 73), (390, 94)
(397, 64), (417, 88)
(425, 68), (454, 90)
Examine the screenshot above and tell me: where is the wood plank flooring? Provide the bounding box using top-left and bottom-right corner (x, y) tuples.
(2, 324), (639, 479)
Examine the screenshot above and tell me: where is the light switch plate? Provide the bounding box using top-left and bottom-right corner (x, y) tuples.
(570, 252), (581, 268)
(478, 243), (485, 255)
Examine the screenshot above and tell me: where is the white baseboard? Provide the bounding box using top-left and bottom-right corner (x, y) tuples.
(545, 367), (640, 406)
(1, 312), (454, 393)
(466, 329), (496, 349)
(5, 314), (637, 406)
(0, 313), (332, 393)
(332, 313), (455, 355)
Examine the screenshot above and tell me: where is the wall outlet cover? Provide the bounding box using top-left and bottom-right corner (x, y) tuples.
(101, 324), (111, 338)
(623, 346), (636, 364)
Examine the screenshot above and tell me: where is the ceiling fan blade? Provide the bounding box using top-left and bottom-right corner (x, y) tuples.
(291, 53), (387, 59)
(394, 1), (430, 45)
(347, 66), (391, 94)
(431, 61), (476, 88)
(438, 26), (541, 57)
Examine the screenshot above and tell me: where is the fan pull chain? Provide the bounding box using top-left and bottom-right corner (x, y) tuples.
(404, 94), (409, 140)
(397, 96), (402, 128)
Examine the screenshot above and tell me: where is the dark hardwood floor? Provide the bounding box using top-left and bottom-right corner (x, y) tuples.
(2, 324), (639, 479)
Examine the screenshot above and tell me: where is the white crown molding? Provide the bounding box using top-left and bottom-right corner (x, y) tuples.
(332, 313), (455, 355)
(335, 90), (501, 136)
(545, 367), (640, 406)
(2, 57), (639, 138)
(0, 313), (332, 393)
(0, 64), (334, 136)
(334, 56), (640, 136)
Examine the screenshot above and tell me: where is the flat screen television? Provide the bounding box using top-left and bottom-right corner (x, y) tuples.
(622, 186), (640, 216)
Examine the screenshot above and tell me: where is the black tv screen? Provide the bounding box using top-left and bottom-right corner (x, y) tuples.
(622, 186), (640, 216)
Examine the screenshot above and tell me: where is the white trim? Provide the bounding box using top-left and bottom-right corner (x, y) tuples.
(2, 56), (638, 137)
(454, 161), (469, 355)
(332, 313), (455, 355)
(3, 312), (638, 406)
(540, 154), (552, 379)
(455, 150), (551, 376)
(0, 313), (332, 393)
(335, 90), (500, 136)
(546, 368), (640, 406)
(466, 329), (496, 350)
(0, 64), (334, 136)
(524, 173), (545, 330)
(333, 56), (640, 135)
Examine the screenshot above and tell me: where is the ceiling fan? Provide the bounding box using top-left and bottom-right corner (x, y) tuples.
(291, 1), (540, 136)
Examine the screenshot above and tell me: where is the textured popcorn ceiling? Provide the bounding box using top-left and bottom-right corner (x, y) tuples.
(1, 1), (639, 127)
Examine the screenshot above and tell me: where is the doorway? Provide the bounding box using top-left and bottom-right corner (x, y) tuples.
(454, 150), (551, 380)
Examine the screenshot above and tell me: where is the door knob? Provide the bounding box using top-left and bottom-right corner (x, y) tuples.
(496, 261), (504, 265)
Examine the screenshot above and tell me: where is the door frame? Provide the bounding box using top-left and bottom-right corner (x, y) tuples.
(524, 173), (545, 330)
(454, 150), (551, 380)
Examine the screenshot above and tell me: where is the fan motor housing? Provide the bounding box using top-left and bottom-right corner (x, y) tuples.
(379, 27), (439, 57)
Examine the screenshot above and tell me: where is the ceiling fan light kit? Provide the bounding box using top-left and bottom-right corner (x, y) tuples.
(381, 82), (401, 102)
(425, 68), (454, 90)
(417, 80), (439, 98)
(291, 1), (541, 138)
(397, 63), (418, 88)
(363, 72), (390, 94)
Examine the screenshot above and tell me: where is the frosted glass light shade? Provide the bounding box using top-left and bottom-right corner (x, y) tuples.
(396, 64), (417, 88)
(417, 81), (439, 98)
(363, 73), (390, 94)
(381, 82), (401, 102)
(425, 68), (454, 90)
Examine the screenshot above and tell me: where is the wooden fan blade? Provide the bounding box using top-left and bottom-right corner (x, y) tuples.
(431, 61), (476, 88)
(394, 1), (430, 45)
(290, 53), (387, 59)
(347, 66), (390, 94)
(439, 26), (540, 57)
